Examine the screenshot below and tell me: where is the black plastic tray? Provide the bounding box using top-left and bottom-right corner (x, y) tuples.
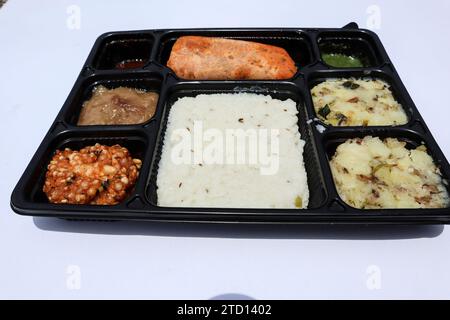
(11, 23), (450, 224)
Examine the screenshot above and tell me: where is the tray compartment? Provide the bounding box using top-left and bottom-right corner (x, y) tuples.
(317, 30), (383, 68)
(92, 33), (155, 70)
(146, 81), (328, 210)
(305, 69), (417, 129)
(320, 128), (450, 211)
(156, 29), (314, 78)
(62, 72), (163, 127)
(16, 130), (149, 207)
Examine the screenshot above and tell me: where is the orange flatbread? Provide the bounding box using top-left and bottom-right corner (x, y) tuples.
(167, 36), (298, 80)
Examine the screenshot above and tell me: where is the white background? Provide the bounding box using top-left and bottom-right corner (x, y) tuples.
(1, 0), (450, 299)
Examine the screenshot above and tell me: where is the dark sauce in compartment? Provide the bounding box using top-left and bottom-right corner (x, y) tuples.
(93, 36), (153, 70)
(115, 59), (147, 70)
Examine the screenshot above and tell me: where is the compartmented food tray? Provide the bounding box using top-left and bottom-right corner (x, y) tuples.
(11, 23), (450, 224)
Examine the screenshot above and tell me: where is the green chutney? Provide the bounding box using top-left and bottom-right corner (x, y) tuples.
(322, 53), (364, 68)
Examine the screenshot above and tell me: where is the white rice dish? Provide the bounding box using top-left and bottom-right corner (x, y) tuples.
(156, 93), (309, 209)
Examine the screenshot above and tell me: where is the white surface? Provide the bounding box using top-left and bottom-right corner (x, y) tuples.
(1, 0), (450, 299)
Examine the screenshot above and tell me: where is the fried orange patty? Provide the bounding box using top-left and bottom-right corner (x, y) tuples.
(43, 143), (141, 205)
(167, 36), (298, 80)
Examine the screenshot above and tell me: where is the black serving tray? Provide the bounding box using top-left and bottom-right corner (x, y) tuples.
(11, 23), (450, 224)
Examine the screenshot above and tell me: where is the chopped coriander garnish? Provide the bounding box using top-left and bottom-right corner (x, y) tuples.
(342, 81), (360, 90)
(318, 104), (331, 119)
